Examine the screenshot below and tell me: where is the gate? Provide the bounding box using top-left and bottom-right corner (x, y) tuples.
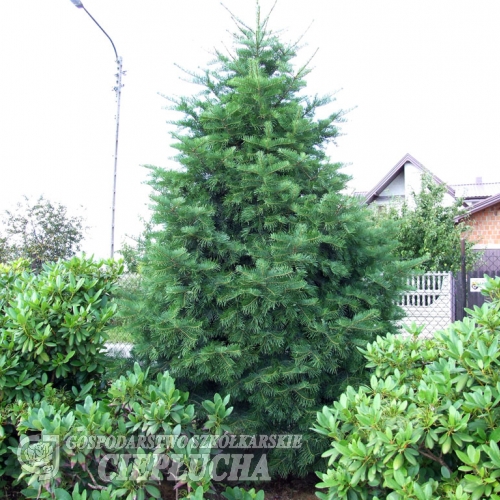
(454, 249), (500, 320)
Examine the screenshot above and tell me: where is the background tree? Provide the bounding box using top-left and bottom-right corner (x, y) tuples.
(117, 222), (150, 275)
(0, 235), (11, 264)
(378, 174), (477, 273)
(125, 6), (415, 476)
(0, 196), (86, 270)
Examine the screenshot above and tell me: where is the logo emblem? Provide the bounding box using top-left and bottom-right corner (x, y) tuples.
(17, 434), (60, 481)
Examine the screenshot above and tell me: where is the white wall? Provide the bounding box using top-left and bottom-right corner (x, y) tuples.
(403, 162), (455, 208)
(404, 162), (423, 209)
(380, 171), (405, 197)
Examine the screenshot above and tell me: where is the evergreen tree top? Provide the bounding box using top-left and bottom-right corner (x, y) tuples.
(150, 2), (350, 251)
(128, 3), (416, 478)
(166, 2), (344, 170)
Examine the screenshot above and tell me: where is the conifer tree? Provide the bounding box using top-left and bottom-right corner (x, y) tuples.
(127, 5), (414, 476)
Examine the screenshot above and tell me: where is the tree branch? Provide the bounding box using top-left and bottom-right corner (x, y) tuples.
(418, 443), (452, 474)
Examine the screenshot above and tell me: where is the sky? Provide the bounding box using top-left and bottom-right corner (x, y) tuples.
(1, 1), (499, 259)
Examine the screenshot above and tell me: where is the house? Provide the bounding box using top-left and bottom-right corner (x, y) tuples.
(362, 153), (500, 321)
(361, 153), (500, 211)
(451, 179), (500, 207)
(455, 193), (500, 248)
(455, 194), (500, 316)
(362, 154), (456, 210)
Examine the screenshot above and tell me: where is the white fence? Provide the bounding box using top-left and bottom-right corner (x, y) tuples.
(398, 272), (453, 338)
(103, 342), (133, 358)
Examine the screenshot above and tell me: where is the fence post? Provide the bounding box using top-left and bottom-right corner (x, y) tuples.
(461, 238), (467, 313)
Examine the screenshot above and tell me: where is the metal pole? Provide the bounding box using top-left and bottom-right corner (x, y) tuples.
(461, 238), (467, 314)
(69, 0), (124, 258)
(111, 57), (123, 258)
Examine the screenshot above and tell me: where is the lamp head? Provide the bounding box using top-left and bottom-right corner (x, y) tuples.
(69, 0), (84, 8)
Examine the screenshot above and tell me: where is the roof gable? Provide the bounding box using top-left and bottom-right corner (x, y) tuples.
(364, 153), (455, 204)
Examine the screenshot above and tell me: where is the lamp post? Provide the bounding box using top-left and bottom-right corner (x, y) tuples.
(69, 0), (124, 258)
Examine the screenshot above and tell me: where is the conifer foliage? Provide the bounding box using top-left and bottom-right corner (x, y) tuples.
(128, 5), (413, 476)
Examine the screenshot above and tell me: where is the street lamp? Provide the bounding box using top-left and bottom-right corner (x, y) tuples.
(69, 0), (124, 258)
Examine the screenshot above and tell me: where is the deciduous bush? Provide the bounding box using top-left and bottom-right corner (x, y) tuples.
(0, 256), (122, 402)
(13, 363), (232, 499)
(314, 275), (500, 499)
(0, 257), (244, 499)
(0, 256), (120, 492)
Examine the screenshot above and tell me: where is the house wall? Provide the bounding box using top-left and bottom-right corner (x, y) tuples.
(404, 162), (422, 209)
(380, 171), (405, 197)
(468, 202), (500, 245)
(403, 162), (455, 209)
(442, 192), (456, 207)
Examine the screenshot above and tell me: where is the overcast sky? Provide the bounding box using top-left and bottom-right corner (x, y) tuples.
(1, 1), (499, 259)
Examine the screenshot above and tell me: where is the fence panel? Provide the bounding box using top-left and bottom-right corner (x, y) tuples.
(103, 342), (133, 358)
(398, 272), (453, 338)
(467, 249), (500, 310)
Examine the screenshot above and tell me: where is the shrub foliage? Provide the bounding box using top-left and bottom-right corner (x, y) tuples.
(314, 276), (500, 499)
(0, 257), (122, 399)
(0, 257), (234, 498)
